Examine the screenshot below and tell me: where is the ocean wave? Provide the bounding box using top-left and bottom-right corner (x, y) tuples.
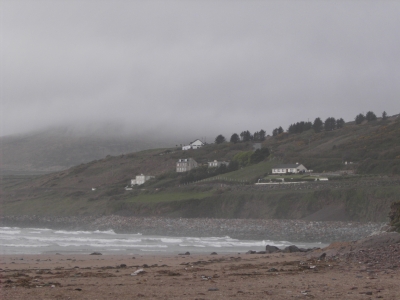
(54, 230), (94, 235)
(93, 229), (117, 235)
(0, 229), (21, 235)
(126, 245), (168, 248)
(2, 244), (50, 248)
(179, 244), (206, 248)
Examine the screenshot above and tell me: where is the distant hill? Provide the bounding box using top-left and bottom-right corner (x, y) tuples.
(0, 126), (179, 174)
(1, 116), (399, 222)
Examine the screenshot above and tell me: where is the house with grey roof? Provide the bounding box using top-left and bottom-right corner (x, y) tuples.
(176, 158), (198, 172)
(272, 163), (307, 174)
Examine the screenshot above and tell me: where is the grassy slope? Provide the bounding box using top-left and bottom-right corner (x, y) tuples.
(263, 117), (400, 174)
(2, 117), (400, 220)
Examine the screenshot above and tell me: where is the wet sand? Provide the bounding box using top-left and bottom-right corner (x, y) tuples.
(1, 233), (399, 299)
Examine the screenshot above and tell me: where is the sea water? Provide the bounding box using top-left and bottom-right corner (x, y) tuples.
(0, 227), (327, 255)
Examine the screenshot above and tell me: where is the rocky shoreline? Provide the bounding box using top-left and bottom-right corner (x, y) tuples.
(0, 215), (384, 243)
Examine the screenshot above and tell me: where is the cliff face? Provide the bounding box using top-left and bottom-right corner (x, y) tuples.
(389, 201), (400, 232)
(109, 186), (398, 222)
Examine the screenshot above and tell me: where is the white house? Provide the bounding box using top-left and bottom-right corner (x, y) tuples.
(272, 163), (308, 174)
(130, 174), (155, 186)
(182, 139), (204, 150)
(208, 160), (230, 168)
(176, 158), (198, 172)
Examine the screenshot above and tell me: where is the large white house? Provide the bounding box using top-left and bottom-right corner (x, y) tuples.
(130, 174), (155, 185)
(182, 139), (204, 150)
(272, 163), (308, 174)
(176, 158), (198, 172)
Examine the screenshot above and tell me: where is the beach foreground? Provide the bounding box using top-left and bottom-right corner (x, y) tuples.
(1, 233), (399, 299)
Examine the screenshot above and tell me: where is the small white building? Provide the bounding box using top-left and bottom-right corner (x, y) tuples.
(130, 174), (155, 186)
(272, 163), (308, 174)
(208, 160), (230, 168)
(176, 158), (198, 172)
(182, 139), (204, 150)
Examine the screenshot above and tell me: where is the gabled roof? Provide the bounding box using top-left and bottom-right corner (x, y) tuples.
(273, 164), (303, 169)
(190, 139), (204, 145)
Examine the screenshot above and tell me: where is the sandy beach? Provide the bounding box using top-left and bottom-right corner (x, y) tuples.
(1, 233), (399, 300)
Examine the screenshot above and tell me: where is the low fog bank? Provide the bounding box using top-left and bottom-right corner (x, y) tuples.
(1, 122), (206, 174)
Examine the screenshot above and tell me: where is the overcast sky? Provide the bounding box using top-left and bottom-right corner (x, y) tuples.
(2, 0), (399, 139)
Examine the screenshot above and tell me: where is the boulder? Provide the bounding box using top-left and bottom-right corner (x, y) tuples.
(265, 245), (280, 253)
(283, 245), (303, 253)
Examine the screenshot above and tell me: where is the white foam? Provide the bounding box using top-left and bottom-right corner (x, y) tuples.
(160, 238), (183, 243)
(54, 230), (93, 235)
(2, 244), (50, 248)
(93, 229), (116, 235)
(0, 229), (21, 235)
(179, 244), (206, 248)
(0, 227), (326, 254)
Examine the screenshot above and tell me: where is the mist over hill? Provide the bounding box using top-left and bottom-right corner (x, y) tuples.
(0, 125), (185, 174)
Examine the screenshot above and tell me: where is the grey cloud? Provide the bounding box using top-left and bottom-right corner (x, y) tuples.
(2, 0), (400, 139)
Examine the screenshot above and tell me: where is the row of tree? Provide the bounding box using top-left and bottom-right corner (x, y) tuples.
(355, 111), (387, 124)
(215, 110), (389, 143)
(215, 129), (267, 144)
(273, 116), (345, 136)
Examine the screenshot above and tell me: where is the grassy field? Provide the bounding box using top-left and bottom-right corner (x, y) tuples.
(126, 191), (214, 203)
(2, 194), (110, 216)
(199, 161), (274, 183)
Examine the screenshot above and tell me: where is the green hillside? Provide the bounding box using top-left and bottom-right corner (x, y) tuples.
(1, 116), (400, 221)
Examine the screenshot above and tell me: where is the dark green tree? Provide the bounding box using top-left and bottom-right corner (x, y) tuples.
(313, 117), (323, 132)
(240, 130), (252, 142)
(366, 111), (377, 122)
(382, 111), (387, 120)
(278, 127), (284, 134)
(250, 148), (270, 164)
(253, 131), (260, 141)
(252, 129), (266, 141)
(336, 118), (345, 128)
(259, 129), (266, 141)
(226, 160), (239, 172)
(355, 113), (365, 124)
(324, 117), (336, 131)
(288, 121), (312, 134)
(230, 133), (240, 143)
(215, 134), (226, 144)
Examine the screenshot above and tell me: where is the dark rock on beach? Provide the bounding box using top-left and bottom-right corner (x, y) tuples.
(265, 245), (280, 253)
(283, 245), (303, 253)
